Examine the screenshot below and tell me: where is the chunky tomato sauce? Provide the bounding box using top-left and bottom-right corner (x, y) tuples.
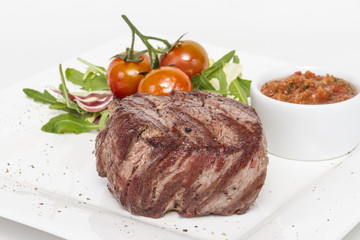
(260, 71), (357, 104)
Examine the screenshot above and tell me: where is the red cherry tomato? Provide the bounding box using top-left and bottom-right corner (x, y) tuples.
(160, 40), (209, 79)
(106, 53), (151, 99)
(138, 67), (192, 96)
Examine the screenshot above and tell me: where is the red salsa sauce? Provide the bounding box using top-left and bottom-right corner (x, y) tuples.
(260, 71), (357, 104)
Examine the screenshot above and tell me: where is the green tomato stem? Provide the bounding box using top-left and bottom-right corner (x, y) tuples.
(128, 31), (135, 60)
(121, 15), (172, 68)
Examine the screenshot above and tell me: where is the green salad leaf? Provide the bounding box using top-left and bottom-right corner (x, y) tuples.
(65, 68), (109, 91)
(65, 58), (109, 93)
(191, 50), (251, 104)
(23, 89), (57, 105)
(209, 50), (235, 68)
(41, 113), (101, 134)
(59, 64), (81, 113)
(229, 77), (251, 103)
(48, 103), (78, 114)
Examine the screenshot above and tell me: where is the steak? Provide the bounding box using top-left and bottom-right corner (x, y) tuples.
(95, 90), (268, 218)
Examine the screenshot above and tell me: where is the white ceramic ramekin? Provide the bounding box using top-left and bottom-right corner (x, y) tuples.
(251, 66), (360, 161)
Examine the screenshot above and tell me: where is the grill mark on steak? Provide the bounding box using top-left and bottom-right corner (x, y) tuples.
(141, 148), (207, 217)
(234, 170), (267, 214)
(96, 113), (139, 177)
(188, 90), (258, 120)
(122, 100), (171, 136)
(178, 150), (226, 216)
(170, 91), (259, 147)
(140, 144), (190, 203)
(128, 146), (185, 214)
(95, 90), (268, 218)
(168, 106), (219, 146)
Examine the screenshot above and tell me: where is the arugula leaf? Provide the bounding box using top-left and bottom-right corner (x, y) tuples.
(23, 86), (82, 116)
(190, 50), (251, 104)
(64, 57), (109, 91)
(98, 109), (109, 128)
(49, 103), (79, 114)
(77, 58), (107, 76)
(238, 78), (251, 98)
(233, 55), (240, 64)
(64, 68), (83, 85)
(23, 89), (57, 105)
(65, 68), (109, 91)
(192, 51), (235, 92)
(191, 74), (201, 90)
(210, 50), (235, 69)
(41, 113), (100, 134)
(49, 103), (68, 109)
(207, 67), (227, 93)
(199, 74), (216, 91)
(229, 77), (251, 104)
(59, 64), (81, 113)
(201, 65), (219, 76)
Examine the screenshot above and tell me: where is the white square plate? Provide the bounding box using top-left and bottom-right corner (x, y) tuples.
(0, 38), (359, 240)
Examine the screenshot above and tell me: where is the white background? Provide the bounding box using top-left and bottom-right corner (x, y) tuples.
(0, 0), (359, 239)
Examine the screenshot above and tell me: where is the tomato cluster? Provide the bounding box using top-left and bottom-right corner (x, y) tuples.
(106, 40), (209, 98)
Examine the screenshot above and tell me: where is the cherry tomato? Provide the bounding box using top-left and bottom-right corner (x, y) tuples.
(160, 40), (209, 79)
(106, 53), (151, 99)
(138, 66), (192, 96)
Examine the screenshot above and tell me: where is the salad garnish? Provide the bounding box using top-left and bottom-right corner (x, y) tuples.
(23, 64), (111, 133)
(23, 15), (251, 134)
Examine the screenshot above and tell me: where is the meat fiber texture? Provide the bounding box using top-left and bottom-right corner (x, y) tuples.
(95, 90), (268, 218)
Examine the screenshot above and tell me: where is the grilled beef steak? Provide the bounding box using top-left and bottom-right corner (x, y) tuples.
(95, 90), (268, 218)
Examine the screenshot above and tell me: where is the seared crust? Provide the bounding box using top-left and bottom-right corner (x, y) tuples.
(95, 90), (268, 218)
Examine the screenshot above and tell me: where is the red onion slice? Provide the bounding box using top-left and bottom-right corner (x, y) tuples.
(68, 92), (113, 112)
(47, 85), (113, 112)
